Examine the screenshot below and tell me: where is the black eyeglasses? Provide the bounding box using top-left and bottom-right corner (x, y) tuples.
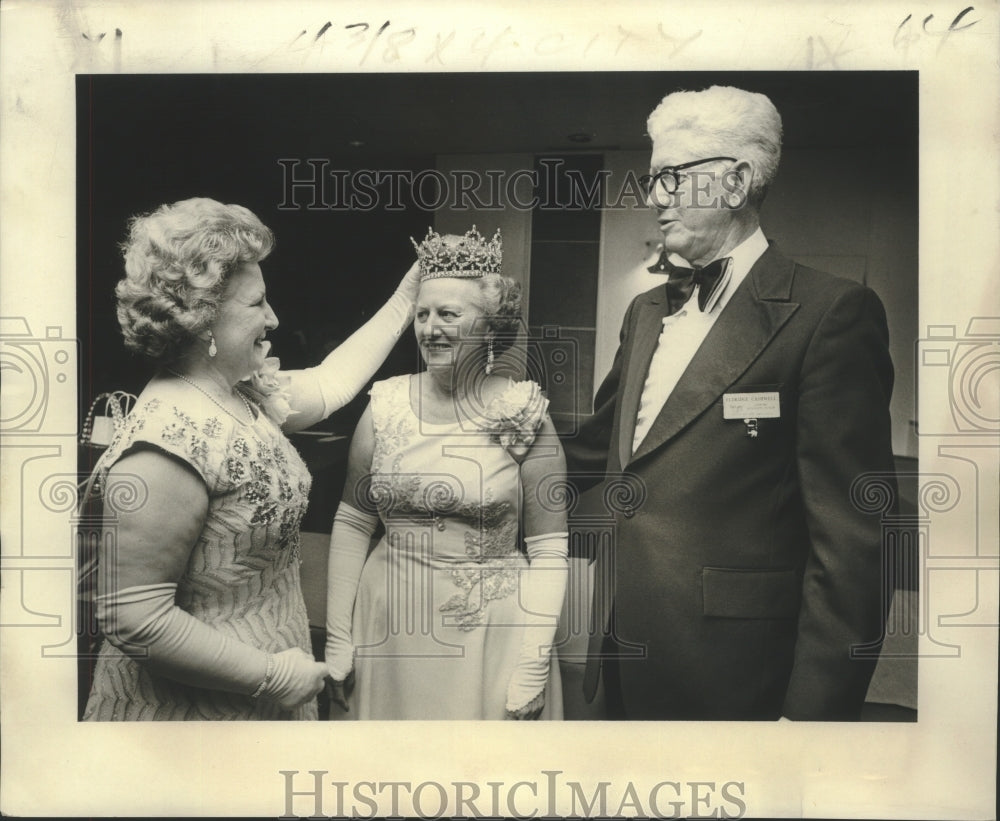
(639, 156), (737, 199)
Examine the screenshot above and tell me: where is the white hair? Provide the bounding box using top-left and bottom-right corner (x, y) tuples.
(647, 85), (783, 206)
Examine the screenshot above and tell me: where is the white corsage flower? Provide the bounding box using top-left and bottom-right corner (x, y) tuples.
(480, 381), (549, 460)
(240, 357), (296, 425)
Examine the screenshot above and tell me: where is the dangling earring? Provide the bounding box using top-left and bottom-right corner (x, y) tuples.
(485, 337), (495, 375)
(208, 333), (218, 358)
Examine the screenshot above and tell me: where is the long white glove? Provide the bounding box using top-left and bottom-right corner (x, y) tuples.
(96, 583), (327, 709)
(324, 502), (379, 682)
(505, 532), (569, 718)
(307, 269), (419, 417)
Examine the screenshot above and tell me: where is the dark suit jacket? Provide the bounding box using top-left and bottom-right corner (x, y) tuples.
(564, 243), (895, 720)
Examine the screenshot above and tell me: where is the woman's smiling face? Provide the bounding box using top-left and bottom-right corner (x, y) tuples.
(414, 277), (489, 374)
(210, 262), (279, 382)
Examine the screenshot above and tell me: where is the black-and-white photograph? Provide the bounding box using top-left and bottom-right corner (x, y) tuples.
(1, 2), (996, 819)
(72, 70), (919, 726)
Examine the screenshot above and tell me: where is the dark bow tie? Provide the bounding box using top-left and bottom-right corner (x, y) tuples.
(648, 250), (733, 315)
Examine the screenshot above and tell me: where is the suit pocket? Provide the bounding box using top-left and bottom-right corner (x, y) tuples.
(702, 567), (799, 619)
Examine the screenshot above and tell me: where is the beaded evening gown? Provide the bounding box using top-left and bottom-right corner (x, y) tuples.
(346, 374), (563, 720)
(82, 378), (317, 721)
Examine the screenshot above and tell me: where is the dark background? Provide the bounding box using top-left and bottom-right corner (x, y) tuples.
(75, 71), (919, 721)
(76, 71), (917, 435)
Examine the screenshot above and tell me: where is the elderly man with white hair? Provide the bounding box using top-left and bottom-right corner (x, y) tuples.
(564, 85), (896, 720)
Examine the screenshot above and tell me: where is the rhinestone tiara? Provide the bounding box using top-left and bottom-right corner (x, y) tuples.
(410, 226), (502, 280)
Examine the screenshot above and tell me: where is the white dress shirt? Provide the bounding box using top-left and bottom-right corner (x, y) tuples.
(631, 228), (769, 455)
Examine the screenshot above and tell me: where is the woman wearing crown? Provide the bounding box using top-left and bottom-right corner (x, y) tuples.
(324, 227), (568, 719)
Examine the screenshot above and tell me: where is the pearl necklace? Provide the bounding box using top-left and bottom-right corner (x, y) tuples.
(166, 369), (254, 424)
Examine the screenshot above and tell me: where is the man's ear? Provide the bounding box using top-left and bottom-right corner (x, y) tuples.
(722, 160), (754, 209)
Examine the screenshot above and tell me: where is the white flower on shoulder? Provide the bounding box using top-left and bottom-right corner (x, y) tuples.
(240, 357), (296, 425)
(480, 381), (548, 459)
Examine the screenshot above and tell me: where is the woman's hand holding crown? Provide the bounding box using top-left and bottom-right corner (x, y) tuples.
(396, 259), (422, 302)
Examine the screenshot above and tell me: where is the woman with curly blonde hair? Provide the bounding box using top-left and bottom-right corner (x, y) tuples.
(83, 197), (419, 721)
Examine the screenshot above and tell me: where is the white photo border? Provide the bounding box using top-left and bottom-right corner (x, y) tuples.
(1, 2), (997, 818)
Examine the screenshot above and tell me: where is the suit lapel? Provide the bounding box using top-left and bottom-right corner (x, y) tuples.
(617, 288), (669, 471)
(630, 246), (801, 464)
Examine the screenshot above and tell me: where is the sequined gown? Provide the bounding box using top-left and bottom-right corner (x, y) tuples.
(82, 378), (316, 721)
(346, 374), (563, 720)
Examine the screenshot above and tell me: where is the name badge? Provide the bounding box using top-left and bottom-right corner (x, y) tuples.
(723, 391), (781, 420)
